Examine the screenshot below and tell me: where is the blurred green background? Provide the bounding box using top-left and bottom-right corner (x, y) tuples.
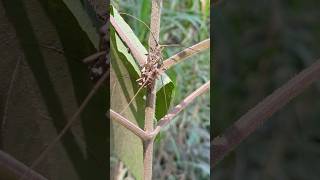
(111, 0), (210, 179)
(213, 0), (320, 179)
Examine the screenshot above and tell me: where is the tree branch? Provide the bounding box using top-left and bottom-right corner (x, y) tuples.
(0, 150), (47, 180)
(110, 15), (147, 66)
(82, 51), (107, 64)
(109, 80), (210, 140)
(162, 38), (210, 70)
(212, 59), (320, 167)
(109, 109), (150, 141)
(152, 81), (210, 136)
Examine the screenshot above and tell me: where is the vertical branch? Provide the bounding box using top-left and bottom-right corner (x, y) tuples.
(144, 0), (162, 180)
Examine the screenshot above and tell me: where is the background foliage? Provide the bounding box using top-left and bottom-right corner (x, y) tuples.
(213, 1), (320, 179)
(0, 0), (107, 179)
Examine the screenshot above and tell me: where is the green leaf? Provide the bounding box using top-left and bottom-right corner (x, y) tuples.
(61, 0), (101, 48)
(110, 6), (144, 179)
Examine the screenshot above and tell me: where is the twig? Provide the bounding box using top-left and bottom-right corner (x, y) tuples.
(109, 110), (150, 141)
(82, 51), (107, 64)
(162, 39), (210, 71)
(143, 1), (162, 180)
(20, 70), (109, 180)
(110, 15), (147, 66)
(2, 56), (21, 135)
(39, 44), (64, 54)
(152, 81), (210, 136)
(212, 59), (320, 167)
(0, 150), (47, 180)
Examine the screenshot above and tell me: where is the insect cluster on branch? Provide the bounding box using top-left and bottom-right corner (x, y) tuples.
(136, 45), (163, 88)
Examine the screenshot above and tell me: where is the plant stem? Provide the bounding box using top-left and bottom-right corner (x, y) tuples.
(0, 150), (47, 180)
(109, 110), (149, 140)
(212, 59), (320, 167)
(153, 81), (210, 136)
(109, 81), (210, 140)
(144, 1), (162, 179)
(162, 39), (210, 70)
(110, 15), (147, 66)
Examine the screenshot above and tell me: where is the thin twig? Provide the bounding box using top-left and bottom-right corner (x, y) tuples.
(110, 15), (147, 66)
(39, 44), (64, 54)
(0, 150), (47, 180)
(2, 56), (21, 133)
(109, 110), (150, 141)
(20, 70), (109, 180)
(152, 81), (210, 136)
(212, 59), (320, 167)
(82, 51), (107, 64)
(162, 39), (210, 70)
(119, 80), (148, 115)
(119, 12), (158, 45)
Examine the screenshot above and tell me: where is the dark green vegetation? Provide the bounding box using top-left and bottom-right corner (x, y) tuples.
(111, 0), (210, 179)
(214, 1), (320, 179)
(0, 0), (107, 179)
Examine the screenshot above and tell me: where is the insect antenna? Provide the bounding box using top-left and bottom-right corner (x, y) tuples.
(120, 12), (159, 47)
(119, 80), (148, 115)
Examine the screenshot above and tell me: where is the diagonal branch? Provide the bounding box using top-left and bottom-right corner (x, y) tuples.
(152, 81), (210, 136)
(21, 70), (109, 179)
(109, 81), (210, 140)
(110, 15), (147, 66)
(0, 150), (47, 180)
(82, 51), (107, 64)
(2, 56), (21, 134)
(109, 110), (150, 141)
(212, 59), (320, 167)
(162, 38), (210, 70)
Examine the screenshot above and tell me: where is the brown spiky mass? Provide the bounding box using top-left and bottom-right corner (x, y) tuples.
(136, 45), (163, 88)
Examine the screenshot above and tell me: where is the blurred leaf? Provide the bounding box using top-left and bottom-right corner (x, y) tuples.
(200, 0), (210, 20)
(61, 0), (101, 48)
(0, 0), (107, 179)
